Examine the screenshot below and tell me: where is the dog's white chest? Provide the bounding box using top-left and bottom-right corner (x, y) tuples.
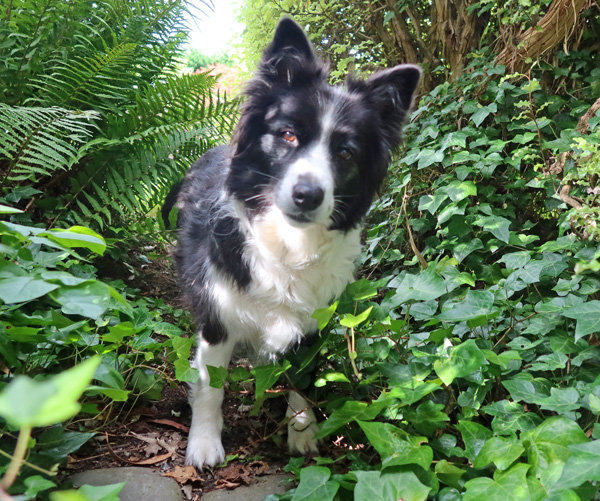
(211, 207), (362, 354)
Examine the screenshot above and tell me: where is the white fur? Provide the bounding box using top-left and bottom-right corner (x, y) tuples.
(276, 139), (334, 225)
(287, 390), (320, 454)
(186, 207), (361, 468)
(187, 338), (235, 468)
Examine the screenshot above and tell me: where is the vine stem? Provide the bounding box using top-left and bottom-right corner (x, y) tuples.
(0, 426), (32, 492)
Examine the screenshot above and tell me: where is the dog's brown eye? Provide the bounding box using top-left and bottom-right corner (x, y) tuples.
(282, 130), (297, 143)
(339, 148), (352, 160)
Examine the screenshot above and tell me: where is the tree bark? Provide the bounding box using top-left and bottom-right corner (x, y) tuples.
(495, 0), (589, 73)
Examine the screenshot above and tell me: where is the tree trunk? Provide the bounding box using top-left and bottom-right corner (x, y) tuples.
(495, 0), (590, 73)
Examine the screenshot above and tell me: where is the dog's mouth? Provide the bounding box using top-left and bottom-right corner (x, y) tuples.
(285, 212), (312, 225)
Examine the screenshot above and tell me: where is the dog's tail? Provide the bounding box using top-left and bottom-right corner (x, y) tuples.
(161, 179), (183, 229)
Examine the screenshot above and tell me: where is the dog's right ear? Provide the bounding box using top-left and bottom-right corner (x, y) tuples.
(259, 18), (325, 87)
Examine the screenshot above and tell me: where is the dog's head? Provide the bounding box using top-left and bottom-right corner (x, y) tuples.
(228, 18), (421, 231)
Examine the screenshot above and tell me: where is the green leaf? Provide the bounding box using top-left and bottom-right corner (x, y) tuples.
(477, 215), (511, 243)
(0, 357), (101, 428)
(354, 469), (431, 501)
(340, 306), (373, 328)
(473, 436), (525, 470)
(0, 204), (24, 214)
(207, 365), (229, 389)
(523, 417), (588, 473)
(456, 420), (493, 462)
(251, 360), (291, 397)
(418, 148), (444, 169)
(537, 387), (580, 415)
(42, 226), (106, 255)
(346, 278), (389, 301)
(502, 374), (551, 403)
(434, 339), (487, 385)
(173, 358), (199, 383)
(388, 266), (447, 306)
(437, 290), (495, 322)
(441, 180), (478, 202)
(50, 280), (111, 319)
(0, 276), (59, 303)
(562, 301), (600, 340)
(312, 301), (338, 330)
(464, 463), (531, 501)
(559, 440), (600, 489)
(484, 400), (542, 434)
(314, 399), (389, 439)
(291, 466), (339, 501)
(357, 421), (433, 470)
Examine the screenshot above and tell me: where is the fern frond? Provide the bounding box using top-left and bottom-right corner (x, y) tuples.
(0, 104), (100, 183)
(28, 43), (138, 113)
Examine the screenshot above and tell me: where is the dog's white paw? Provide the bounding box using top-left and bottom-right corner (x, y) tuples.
(185, 434), (225, 469)
(288, 420), (320, 455)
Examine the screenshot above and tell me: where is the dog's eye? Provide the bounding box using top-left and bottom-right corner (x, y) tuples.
(339, 148), (353, 160)
(282, 130), (297, 143)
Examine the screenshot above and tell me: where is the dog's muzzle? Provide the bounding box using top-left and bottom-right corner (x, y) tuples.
(292, 180), (325, 211)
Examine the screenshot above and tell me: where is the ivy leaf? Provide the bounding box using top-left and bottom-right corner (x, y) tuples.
(470, 103), (497, 127)
(312, 301), (338, 331)
(314, 399), (389, 439)
(562, 301), (600, 340)
(477, 215), (511, 243)
(437, 290), (495, 322)
(354, 469), (431, 501)
(207, 365), (229, 389)
(558, 441), (600, 490)
(502, 374), (551, 403)
(464, 463), (531, 501)
(456, 420), (493, 462)
(434, 339), (487, 385)
(388, 266), (446, 306)
(473, 436), (525, 470)
(339, 306), (373, 328)
(50, 280), (111, 319)
(537, 387), (580, 415)
(522, 417), (588, 473)
(357, 421), (433, 470)
(441, 180), (478, 202)
(251, 360), (291, 397)
(483, 400), (542, 434)
(173, 358), (199, 383)
(291, 466), (339, 501)
(417, 148), (444, 169)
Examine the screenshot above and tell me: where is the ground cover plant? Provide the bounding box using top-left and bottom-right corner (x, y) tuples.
(2, 0), (600, 499)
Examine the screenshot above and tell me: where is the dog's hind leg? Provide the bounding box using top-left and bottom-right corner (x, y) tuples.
(286, 391), (319, 455)
(186, 337), (235, 469)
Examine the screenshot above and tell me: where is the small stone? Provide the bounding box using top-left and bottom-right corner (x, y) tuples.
(70, 467), (182, 501)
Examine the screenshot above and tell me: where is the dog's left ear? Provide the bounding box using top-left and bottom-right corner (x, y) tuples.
(260, 18), (325, 86)
(362, 64), (422, 147)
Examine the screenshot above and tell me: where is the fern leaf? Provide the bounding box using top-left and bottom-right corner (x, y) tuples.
(0, 104), (99, 183)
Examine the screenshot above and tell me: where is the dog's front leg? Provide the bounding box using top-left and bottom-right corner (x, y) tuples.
(286, 390), (319, 455)
(186, 337), (235, 469)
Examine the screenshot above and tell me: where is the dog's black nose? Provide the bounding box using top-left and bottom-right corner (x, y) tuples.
(292, 182), (324, 211)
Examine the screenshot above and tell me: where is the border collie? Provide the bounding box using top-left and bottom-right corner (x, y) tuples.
(168, 18), (420, 469)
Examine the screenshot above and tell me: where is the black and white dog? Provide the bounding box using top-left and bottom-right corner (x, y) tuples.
(169, 18), (420, 469)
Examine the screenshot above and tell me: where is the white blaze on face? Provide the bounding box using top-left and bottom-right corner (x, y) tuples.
(275, 102), (338, 225)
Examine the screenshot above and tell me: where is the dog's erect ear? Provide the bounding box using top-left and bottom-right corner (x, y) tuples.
(362, 64), (422, 148)
(267, 18), (314, 61)
(259, 18), (324, 86)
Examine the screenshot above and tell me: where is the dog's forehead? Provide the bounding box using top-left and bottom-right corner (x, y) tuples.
(268, 87), (364, 128)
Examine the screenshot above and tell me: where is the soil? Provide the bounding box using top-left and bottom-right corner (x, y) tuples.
(66, 241), (307, 500)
